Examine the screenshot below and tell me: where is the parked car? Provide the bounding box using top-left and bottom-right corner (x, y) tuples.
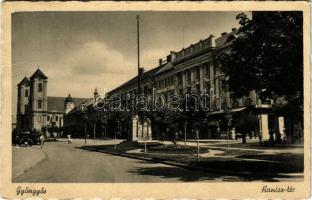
(13, 131), (41, 147)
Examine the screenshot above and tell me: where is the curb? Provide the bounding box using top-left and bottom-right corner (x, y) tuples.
(78, 146), (303, 178)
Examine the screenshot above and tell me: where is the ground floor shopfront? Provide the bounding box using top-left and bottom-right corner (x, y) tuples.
(62, 107), (302, 145)
(127, 107), (298, 145)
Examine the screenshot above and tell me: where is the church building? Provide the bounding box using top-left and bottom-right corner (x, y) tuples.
(16, 69), (88, 132)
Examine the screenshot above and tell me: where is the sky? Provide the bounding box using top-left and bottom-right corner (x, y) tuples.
(12, 11), (248, 114)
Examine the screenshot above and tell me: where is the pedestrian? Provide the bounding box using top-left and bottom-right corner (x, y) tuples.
(67, 134), (72, 144)
(39, 133), (45, 148)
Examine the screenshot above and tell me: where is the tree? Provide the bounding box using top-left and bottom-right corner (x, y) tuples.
(217, 12), (303, 142)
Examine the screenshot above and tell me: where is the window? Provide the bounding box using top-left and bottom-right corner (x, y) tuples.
(179, 89), (183, 95)
(178, 73), (183, 84)
(47, 116), (50, 121)
(205, 64), (210, 77)
(221, 80), (227, 92)
(195, 67), (200, 80)
(56, 116), (58, 121)
(187, 70), (191, 82)
(143, 86), (148, 95)
(25, 89), (29, 97)
(187, 87), (191, 94)
(204, 81), (211, 94)
(196, 84), (200, 93)
(38, 100), (42, 109)
(38, 83), (43, 92)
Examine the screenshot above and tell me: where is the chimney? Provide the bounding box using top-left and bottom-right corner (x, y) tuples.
(221, 32), (227, 36)
(159, 59), (163, 66)
(139, 67), (145, 76)
(170, 51), (176, 61)
(208, 34), (216, 48)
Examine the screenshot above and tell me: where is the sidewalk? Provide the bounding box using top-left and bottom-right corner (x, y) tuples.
(12, 146), (46, 179)
(58, 138), (124, 146)
(170, 139), (304, 154)
(78, 140), (304, 179)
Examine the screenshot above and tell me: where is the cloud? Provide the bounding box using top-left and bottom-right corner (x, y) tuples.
(64, 41), (134, 76)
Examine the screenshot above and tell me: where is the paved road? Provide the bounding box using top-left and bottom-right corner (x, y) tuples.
(13, 140), (244, 182)
(13, 140), (302, 182)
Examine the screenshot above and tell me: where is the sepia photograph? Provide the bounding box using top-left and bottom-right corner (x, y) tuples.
(1, 1), (310, 199)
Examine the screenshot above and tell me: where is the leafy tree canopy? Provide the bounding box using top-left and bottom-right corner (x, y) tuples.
(217, 12), (303, 110)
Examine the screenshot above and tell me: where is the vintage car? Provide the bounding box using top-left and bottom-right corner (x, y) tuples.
(13, 131), (41, 147)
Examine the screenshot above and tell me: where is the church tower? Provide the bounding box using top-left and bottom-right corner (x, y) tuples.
(29, 69), (48, 130)
(17, 77), (30, 130)
(64, 93), (75, 114)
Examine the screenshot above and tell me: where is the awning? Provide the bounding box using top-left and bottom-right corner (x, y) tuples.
(207, 121), (219, 126)
(207, 107), (247, 117)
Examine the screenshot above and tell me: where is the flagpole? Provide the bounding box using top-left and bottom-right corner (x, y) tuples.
(136, 15), (141, 96)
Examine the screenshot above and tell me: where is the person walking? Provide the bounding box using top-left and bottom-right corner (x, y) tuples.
(39, 133), (45, 148)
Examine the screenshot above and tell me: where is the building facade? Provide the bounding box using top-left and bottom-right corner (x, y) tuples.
(16, 69), (88, 134)
(105, 28), (286, 142)
(63, 89), (109, 139)
(59, 27), (290, 143)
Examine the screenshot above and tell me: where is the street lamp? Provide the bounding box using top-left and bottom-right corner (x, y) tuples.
(184, 121), (187, 148)
(196, 129), (200, 162)
(115, 120), (120, 150)
(81, 106), (88, 145)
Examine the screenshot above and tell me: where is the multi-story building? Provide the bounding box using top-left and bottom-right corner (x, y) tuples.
(16, 69), (88, 134)
(62, 89), (105, 139)
(105, 28), (286, 142)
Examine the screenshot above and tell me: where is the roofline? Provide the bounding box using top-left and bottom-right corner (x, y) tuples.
(47, 96), (90, 99)
(17, 77), (30, 86)
(107, 65), (163, 95)
(29, 69), (48, 80)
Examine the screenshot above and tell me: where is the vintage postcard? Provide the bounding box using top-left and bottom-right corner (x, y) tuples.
(1, 1), (310, 199)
